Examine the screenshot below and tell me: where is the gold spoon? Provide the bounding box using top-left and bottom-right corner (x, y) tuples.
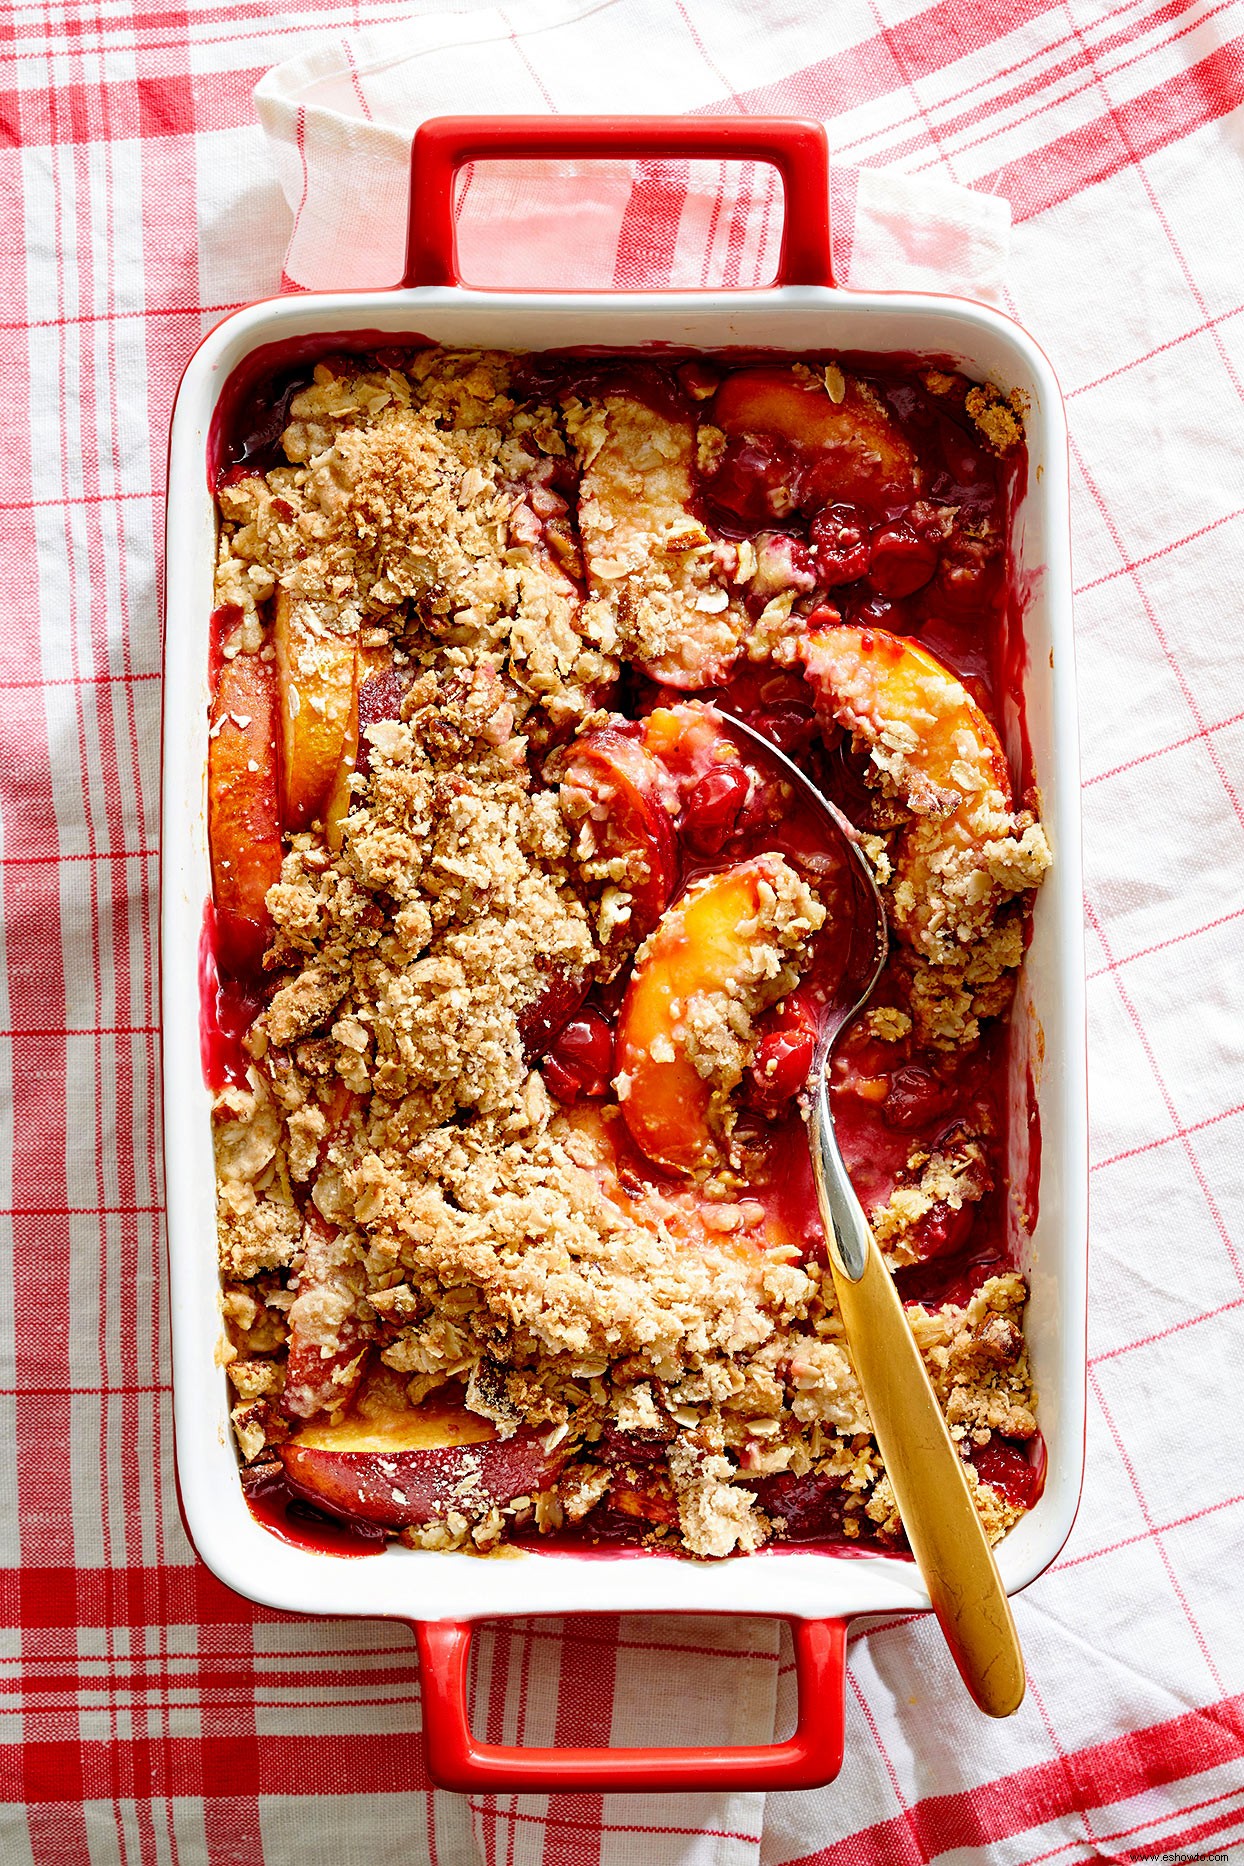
(723, 713), (1026, 1718)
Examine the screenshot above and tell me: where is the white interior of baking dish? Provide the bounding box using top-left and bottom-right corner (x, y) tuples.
(162, 286), (1087, 1626)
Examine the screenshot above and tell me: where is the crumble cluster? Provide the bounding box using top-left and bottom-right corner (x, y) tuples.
(211, 348), (1042, 1558)
(570, 392), (750, 683)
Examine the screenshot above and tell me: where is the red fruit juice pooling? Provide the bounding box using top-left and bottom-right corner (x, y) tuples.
(242, 1466), (386, 1557)
(199, 904), (270, 1093)
(971, 1433), (1047, 1511)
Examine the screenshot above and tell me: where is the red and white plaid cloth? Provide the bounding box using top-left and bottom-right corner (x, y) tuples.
(3, 1), (1243, 1861)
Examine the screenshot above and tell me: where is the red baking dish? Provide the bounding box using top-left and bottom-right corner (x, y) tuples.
(161, 115), (1086, 1792)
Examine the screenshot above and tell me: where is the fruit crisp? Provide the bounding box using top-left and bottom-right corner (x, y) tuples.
(206, 347), (1050, 1560)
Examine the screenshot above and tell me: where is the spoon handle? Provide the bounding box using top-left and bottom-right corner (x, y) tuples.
(812, 1094), (1026, 1717)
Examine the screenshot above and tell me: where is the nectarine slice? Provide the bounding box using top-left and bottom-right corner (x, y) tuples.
(556, 1102), (810, 1261)
(616, 856), (818, 1172)
(711, 366), (920, 520)
(640, 702), (738, 797)
(273, 588), (358, 831)
(322, 730), (357, 853)
(801, 624), (1011, 816)
(208, 652), (282, 975)
(280, 1388), (569, 1529)
(574, 393), (747, 687)
(800, 625), (1049, 957)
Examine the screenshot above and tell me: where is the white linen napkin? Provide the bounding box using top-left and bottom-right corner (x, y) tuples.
(254, 3), (1010, 299)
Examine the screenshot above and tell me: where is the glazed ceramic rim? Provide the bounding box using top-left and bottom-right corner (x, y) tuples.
(162, 282), (1086, 1628)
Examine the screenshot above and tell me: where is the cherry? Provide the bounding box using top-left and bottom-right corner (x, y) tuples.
(938, 416), (987, 490)
(355, 668), (413, 777)
(745, 703), (817, 758)
(752, 1028), (816, 1104)
(809, 504), (871, 586)
(204, 967), (268, 1091)
(845, 591), (906, 631)
(543, 1009), (614, 1102)
(754, 1469), (848, 1541)
(519, 968), (588, 1061)
(868, 523), (939, 598)
(748, 996), (820, 1111)
(555, 1011), (613, 1073)
(970, 1434), (1040, 1510)
(541, 1056), (583, 1102)
(882, 1065), (957, 1131)
(558, 730), (678, 938)
(680, 764), (751, 855)
(910, 1197), (975, 1259)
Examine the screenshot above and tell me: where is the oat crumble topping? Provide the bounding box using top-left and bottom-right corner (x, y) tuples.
(208, 349), (1046, 1559)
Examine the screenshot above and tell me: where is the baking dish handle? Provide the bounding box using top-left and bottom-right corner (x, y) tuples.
(412, 1615), (846, 1792)
(404, 115), (835, 291)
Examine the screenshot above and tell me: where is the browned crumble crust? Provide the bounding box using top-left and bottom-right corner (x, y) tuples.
(964, 382), (1028, 456)
(570, 394), (751, 683)
(871, 1130), (993, 1269)
(211, 348), (1043, 1559)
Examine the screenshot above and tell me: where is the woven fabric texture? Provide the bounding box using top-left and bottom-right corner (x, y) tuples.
(2, 2), (1243, 1862)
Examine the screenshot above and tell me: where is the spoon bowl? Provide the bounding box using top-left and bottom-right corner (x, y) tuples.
(716, 712), (888, 1047)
